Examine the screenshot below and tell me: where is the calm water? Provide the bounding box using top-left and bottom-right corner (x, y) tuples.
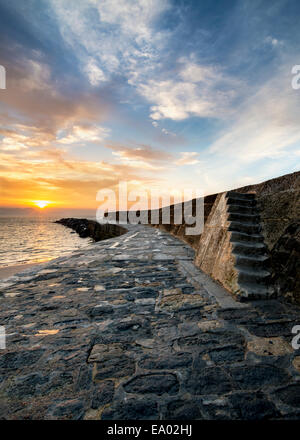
(0, 216), (92, 267)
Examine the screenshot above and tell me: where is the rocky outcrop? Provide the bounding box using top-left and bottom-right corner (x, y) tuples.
(55, 218), (127, 242)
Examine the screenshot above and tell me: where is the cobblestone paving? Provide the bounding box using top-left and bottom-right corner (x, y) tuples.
(0, 225), (300, 420)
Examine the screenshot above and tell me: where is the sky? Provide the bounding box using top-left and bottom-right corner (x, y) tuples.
(0, 0), (299, 209)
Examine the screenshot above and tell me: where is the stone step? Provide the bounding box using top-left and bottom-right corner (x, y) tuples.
(235, 254), (270, 270)
(227, 204), (259, 215)
(232, 241), (268, 257)
(237, 283), (275, 300)
(237, 267), (271, 285)
(226, 191), (256, 200)
(226, 197), (257, 207)
(227, 212), (260, 223)
(229, 221), (261, 235)
(226, 191), (274, 301)
(230, 231), (264, 243)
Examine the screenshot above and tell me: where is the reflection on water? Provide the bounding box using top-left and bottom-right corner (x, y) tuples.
(0, 216), (92, 267)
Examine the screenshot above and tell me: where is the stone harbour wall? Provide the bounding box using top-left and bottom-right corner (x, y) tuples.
(55, 218), (127, 242)
(2, 225), (300, 420)
(107, 171), (300, 303)
(160, 171), (300, 303)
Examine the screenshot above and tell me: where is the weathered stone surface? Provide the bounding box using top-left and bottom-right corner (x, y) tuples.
(123, 373), (179, 395)
(1, 223), (300, 420)
(217, 307), (260, 323)
(258, 188), (300, 249)
(292, 356), (300, 373)
(194, 193), (238, 293)
(101, 398), (158, 420)
(270, 222), (300, 304)
(197, 320), (223, 331)
(138, 352), (192, 370)
(157, 293), (206, 312)
(5, 373), (48, 398)
(177, 329), (245, 351)
(89, 344), (136, 380)
(46, 370), (74, 390)
(88, 304), (113, 317)
(46, 399), (85, 420)
(0, 349), (45, 370)
(247, 336), (293, 357)
(164, 399), (202, 420)
(274, 384), (300, 408)
(205, 345), (245, 364)
(186, 367), (234, 395)
(245, 321), (293, 338)
(228, 391), (279, 420)
(74, 365), (93, 391)
(91, 381), (114, 409)
(94, 356), (135, 380)
(229, 364), (290, 389)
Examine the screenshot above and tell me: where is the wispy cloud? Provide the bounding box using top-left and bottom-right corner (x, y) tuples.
(84, 59), (107, 86)
(209, 66), (300, 163)
(49, 0), (170, 85)
(106, 143), (173, 170)
(176, 152), (200, 166)
(137, 59), (241, 121)
(58, 124), (110, 145)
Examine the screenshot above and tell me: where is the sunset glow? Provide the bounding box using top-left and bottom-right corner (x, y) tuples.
(33, 201), (50, 209)
(0, 1), (299, 210)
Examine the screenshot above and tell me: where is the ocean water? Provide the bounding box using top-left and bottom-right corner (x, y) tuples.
(0, 216), (92, 267)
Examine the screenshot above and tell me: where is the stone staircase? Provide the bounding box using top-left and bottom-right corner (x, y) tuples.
(226, 191), (274, 300)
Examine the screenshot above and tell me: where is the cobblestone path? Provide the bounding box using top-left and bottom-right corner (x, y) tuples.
(1, 225), (300, 419)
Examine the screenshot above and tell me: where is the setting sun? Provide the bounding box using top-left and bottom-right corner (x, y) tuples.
(33, 200), (51, 209)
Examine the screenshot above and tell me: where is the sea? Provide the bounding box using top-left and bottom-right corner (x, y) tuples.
(0, 216), (92, 267)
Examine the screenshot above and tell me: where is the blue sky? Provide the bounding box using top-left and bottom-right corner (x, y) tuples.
(0, 0), (299, 207)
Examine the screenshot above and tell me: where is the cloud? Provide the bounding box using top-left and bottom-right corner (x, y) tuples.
(0, 48), (112, 135)
(265, 36), (283, 48)
(137, 59), (240, 121)
(58, 124), (110, 144)
(84, 59), (107, 85)
(0, 125), (56, 151)
(48, 1), (242, 125)
(49, 0), (170, 84)
(0, 143), (164, 207)
(94, 0), (169, 40)
(106, 143), (173, 170)
(18, 60), (52, 92)
(1, 0), (299, 208)
(176, 152), (200, 166)
(209, 66), (300, 164)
